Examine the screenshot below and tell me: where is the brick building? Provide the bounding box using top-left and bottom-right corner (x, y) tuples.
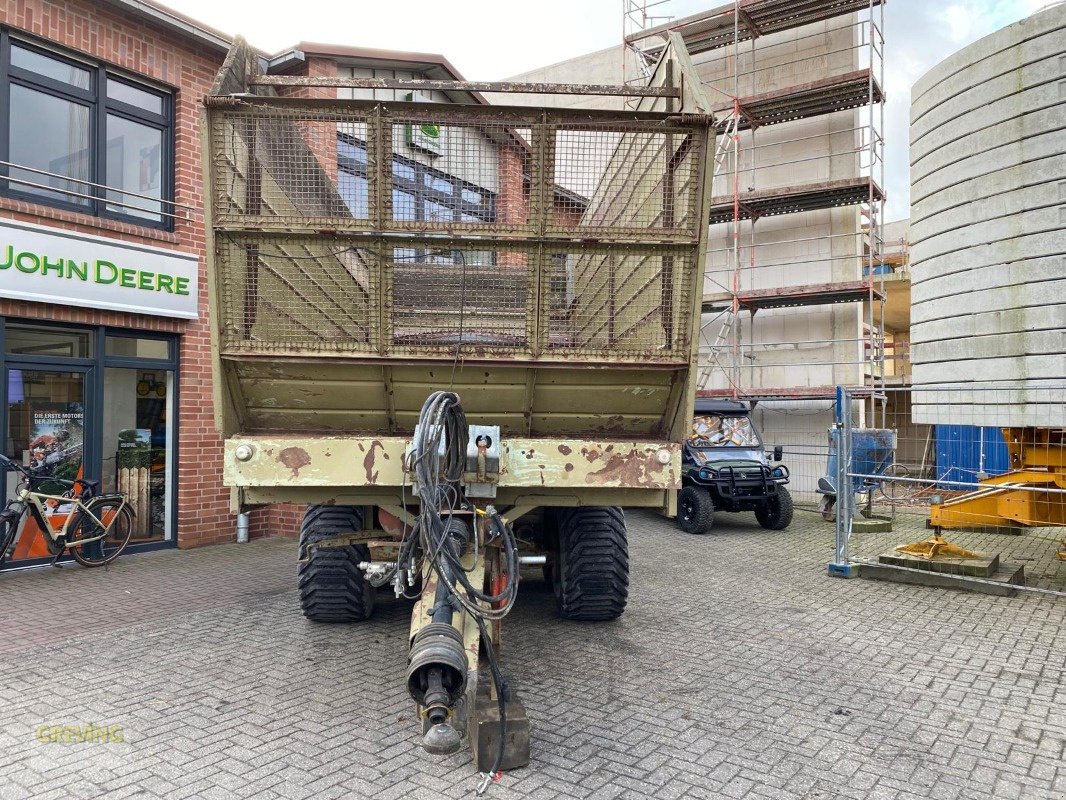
(0, 0), (232, 565)
(0, 2), (579, 563)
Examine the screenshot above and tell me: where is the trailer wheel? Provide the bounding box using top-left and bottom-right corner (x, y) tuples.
(552, 507), (628, 621)
(756, 486), (794, 530)
(677, 486), (714, 534)
(298, 505), (374, 623)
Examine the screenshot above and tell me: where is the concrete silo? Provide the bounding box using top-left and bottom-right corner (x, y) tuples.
(909, 3), (1065, 426)
(909, 4), (1064, 534)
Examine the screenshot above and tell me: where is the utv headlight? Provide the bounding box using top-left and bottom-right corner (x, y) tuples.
(772, 466), (786, 479)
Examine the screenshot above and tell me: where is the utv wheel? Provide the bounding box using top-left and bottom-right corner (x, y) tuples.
(552, 507), (628, 621)
(298, 505), (374, 623)
(756, 486), (794, 531)
(677, 486), (714, 534)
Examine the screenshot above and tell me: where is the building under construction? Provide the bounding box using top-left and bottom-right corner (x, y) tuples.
(505, 0), (895, 497)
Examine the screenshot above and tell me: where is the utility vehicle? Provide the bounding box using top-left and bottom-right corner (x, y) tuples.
(676, 398), (793, 534)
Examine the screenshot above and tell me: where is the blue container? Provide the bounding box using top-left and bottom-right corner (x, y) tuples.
(850, 429), (896, 488)
(934, 426), (1009, 490)
(821, 428), (896, 494)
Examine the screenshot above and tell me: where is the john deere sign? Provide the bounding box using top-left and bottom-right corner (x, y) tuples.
(404, 91), (443, 156)
(0, 219), (198, 319)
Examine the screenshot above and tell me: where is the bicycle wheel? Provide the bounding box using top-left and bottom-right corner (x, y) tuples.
(0, 515), (18, 567)
(69, 500), (134, 567)
(880, 463), (911, 502)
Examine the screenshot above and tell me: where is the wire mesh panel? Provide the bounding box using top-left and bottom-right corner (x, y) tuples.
(208, 98), (709, 361)
(390, 246), (532, 353)
(383, 116), (524, 231)
(549, 246), (693, 356)
(553, 123), (702, 236)
(835, 386), (1066, 595)
(215, 235), (376, 351)
(212, 109), (368, 225)
(747, 398), (837, 505)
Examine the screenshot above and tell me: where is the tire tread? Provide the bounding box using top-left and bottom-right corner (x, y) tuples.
(298, 505), (373, 623)
(555, 507), (629, 621)
(677, 486), (715, 534)
(755, 486), (794, 530)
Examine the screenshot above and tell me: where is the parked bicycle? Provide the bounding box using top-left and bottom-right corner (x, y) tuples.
(0, 453), (133, 568)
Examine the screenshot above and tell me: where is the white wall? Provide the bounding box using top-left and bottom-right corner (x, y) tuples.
(697, 16), (865, 392)
(909, 4), (1066, 426)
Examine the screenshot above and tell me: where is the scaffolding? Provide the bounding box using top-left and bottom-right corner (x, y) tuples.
(625, 0), (888, 418)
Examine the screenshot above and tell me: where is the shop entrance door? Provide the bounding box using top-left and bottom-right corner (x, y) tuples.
(4, 367), (92, 562)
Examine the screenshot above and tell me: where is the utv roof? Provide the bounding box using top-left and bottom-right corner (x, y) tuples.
(693, 398), (750, 415)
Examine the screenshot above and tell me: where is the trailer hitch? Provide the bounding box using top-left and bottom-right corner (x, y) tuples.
(406, 516), (472, 755)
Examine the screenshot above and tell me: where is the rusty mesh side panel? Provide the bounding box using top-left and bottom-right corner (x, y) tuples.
(551, 247), (694, 353)
(208, 101), (705, 361)
(215, 235), (375, 350)
(390, 245), (531, 352)
(549, 122), (700, 353)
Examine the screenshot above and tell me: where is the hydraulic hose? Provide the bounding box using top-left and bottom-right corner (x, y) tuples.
(401, 391), (520, 793)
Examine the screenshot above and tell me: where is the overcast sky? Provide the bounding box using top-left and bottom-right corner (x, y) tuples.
(170, 0), (1050, 221)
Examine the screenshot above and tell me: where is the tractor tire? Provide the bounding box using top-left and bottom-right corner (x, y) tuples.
(298, 505), (374, 623)
(552, 507), (629, 622)
(677, 486), (715, 534)
(756, 486), (794, 531)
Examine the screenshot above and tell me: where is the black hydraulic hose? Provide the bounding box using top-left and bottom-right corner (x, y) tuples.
(406, 390), (520, 794)
(430, 571), (455, 625)
(474, 614), (507, 795)
(447, 513), (518, 606)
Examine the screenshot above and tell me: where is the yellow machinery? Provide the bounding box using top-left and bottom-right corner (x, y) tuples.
(929, 428), (1066, 530)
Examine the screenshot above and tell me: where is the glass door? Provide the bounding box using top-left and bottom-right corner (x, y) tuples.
(5, 367), (91, 562)
(102, 362), (173, 544)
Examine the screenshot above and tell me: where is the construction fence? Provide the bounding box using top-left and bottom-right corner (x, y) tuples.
(816, 385), (1066, 596)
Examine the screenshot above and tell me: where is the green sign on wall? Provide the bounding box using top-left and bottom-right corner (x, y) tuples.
(0, 219), (199, 319)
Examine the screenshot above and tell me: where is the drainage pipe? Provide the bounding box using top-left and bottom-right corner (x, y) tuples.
(236, 512), (250, 543)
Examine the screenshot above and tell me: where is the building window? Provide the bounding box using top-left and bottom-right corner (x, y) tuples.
(337, 134), (495, 264)
(0, 33), (174, 228)
(0, 322), (178, 566)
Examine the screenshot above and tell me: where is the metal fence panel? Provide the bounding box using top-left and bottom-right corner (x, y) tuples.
(833, 385), (1065, 595)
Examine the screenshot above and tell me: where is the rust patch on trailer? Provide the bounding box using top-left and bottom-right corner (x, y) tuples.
(595, 415), (627, 434)
(565, 463), (574, 472)
(581, 446), (601, 463)
(558, 444), (572, 456)
(585, 448), (665, 487)
(364, 440), (388, 484)
(278, 447), (311, 477)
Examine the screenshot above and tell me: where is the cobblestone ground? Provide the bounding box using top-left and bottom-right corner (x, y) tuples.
(0, 510), (1063, 800)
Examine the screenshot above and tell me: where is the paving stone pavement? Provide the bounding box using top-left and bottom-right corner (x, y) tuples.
(0, 509), (1063, 800)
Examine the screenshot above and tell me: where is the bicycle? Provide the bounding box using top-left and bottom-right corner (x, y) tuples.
(0, 453), (134, 568)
